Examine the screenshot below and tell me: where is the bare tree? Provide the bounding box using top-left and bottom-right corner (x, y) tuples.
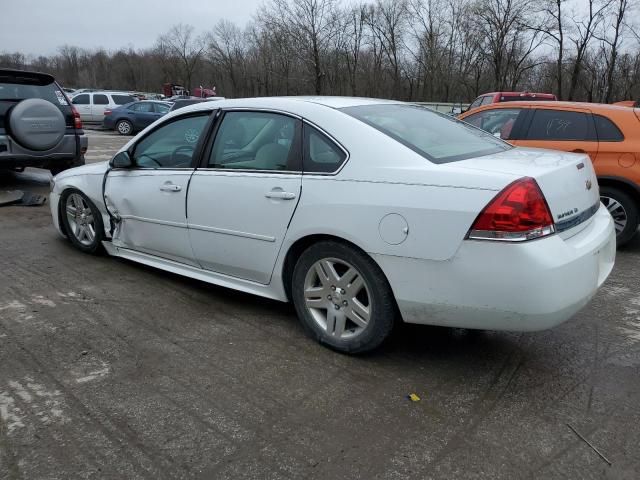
(259, 0), (339, 94)
(208, 20), (247, 96)
(596, 0), (631, 102)
(157, 24), (206, 91)
(368, 0), (408, 98)
(567, 0), (606, 100)
(532, 0), (568, 98)
(3, 0), (640, 103)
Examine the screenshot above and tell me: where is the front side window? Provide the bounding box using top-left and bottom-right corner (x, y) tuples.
(480, 95), (495, 106)
(468, 97), (484, 110)
(93, 94), (108, 105)
(208, 111), (300, 171)
(526, 109), (592, 141)
(342, 104), (510, 164)
(304, 125), (346, 173)
(464, 108), (523, 140)
(132, 114), (209, 168)
(72, 94), (89, 105)
(113, 95), (136, 105)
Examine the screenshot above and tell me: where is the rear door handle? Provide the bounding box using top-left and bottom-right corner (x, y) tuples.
(160, 184), (181, 192)
(265, 190), (296, 200)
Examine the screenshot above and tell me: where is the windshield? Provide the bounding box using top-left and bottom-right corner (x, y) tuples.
(341, 104), (511, 164)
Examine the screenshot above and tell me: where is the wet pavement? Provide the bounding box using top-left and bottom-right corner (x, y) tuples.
(1, 131), (639, 479)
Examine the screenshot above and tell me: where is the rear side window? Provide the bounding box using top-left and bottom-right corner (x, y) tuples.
(342, 104), (510, 164)
(93, 94), (108, 105)
(594, 115), (624, 141)
(112, 95), (135, 105)
(303, 125), (346, 173)
(526, 109), (591, 141)
(72, 94), (90, 105)
(155, 103), (171, 114)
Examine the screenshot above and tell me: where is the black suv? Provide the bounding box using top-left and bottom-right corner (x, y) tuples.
(0, 68), (87, 174)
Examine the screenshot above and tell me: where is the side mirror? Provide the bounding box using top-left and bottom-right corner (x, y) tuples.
(451, 107), (462, 115)
(110, 151), (133, 169)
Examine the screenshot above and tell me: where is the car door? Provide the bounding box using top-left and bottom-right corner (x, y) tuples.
(71, 94), (91, 122)
(91, 93), (110, 122)
(104, 112), (211, 266)
(153, 102), (171, 121)
(129, 102), (157, 130)
(514, 108), (598, 161)
(187, 110), (302, 284)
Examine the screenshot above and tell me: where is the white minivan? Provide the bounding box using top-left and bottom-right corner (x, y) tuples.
(71, 91), (137, 123)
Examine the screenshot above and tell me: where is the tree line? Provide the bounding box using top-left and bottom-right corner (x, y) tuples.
(2, 0), (639, 103)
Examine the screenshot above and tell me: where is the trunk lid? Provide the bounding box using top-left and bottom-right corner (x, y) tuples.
(455, 147), (600, 237)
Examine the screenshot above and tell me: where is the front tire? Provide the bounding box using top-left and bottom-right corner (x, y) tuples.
(59, 189), (104, 254)
(600, 186), (639, 247)
(291, 241), (396, 353)
(116, 119), (133, 136)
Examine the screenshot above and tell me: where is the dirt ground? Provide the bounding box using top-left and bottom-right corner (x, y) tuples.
(1, 130), (640, 479)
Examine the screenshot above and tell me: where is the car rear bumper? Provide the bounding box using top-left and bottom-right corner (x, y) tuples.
(0, 133), (86, 168)
(374, 204), (616, 331)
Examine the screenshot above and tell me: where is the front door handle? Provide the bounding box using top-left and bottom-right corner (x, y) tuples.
(160, 184), (182, 192)
(265, 190), (296, 200)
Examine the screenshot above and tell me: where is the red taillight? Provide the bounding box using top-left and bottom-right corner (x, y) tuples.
(468, 177), (555, 241)
(71, 106), (83, 129)
(104, 109), (112, 116)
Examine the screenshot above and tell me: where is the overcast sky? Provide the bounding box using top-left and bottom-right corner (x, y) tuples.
(0, 0), (264, 56)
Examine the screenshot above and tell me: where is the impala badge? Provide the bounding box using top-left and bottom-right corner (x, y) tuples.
(586, 180), (592, 190)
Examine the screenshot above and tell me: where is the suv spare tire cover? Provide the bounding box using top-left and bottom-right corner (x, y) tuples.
(9, 98), (66, 151)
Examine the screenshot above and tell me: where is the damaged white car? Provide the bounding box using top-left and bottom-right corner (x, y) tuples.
(50, 97), (616, 353)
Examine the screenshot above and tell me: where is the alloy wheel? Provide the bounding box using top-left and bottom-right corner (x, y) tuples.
(65, 193), (96, 246)
(303, 257), (371, 339)
(601, 195), (627, 235)
(117, 121), (132, 135)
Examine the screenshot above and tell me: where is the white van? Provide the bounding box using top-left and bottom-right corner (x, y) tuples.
(71, 91), (137, 123)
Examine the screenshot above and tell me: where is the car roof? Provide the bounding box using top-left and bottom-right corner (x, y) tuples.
(481, 92), (556, 97)
(175, 96), (404, 111)
(462, 100), (636, 114)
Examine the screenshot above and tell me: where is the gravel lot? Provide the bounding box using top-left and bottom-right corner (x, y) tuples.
(1, 130), (640, 479)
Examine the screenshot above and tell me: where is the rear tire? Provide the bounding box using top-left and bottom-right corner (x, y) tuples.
(600, 186), (639, 247)
(59, 189), (104, 254)
(291, 241), (396, 354)
(116, 119), (133, 136)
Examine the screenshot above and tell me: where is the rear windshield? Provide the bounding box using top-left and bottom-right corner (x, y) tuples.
(341, 104), (511, 163)
(0, 81), (68, 106)
(112, 95), (136, 105)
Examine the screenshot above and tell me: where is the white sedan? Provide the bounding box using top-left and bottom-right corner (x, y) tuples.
(50, 97), (616, 353)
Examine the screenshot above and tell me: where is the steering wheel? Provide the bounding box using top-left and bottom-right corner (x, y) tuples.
(171, 145), (194, 167)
